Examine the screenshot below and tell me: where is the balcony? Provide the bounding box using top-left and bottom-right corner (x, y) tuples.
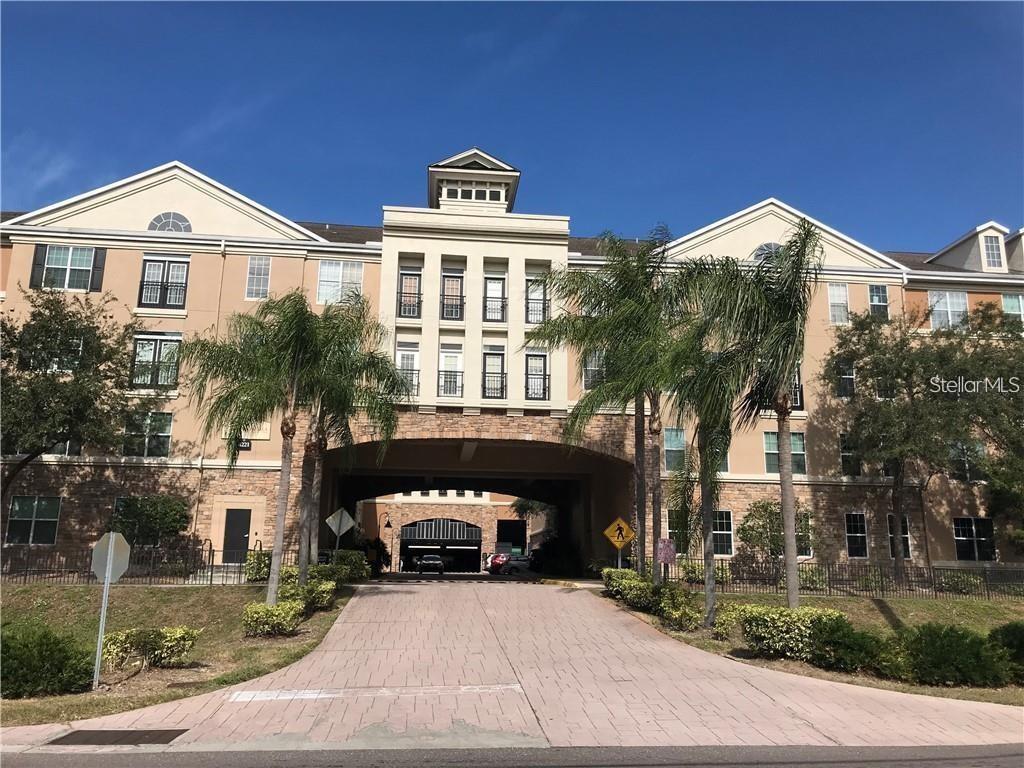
(399, 368), (420, 396)
(138, 281), (187, 309)
(483, 296), (507, 322)
(482, 372), (507, 399)
(525, 373), (550, 401)
(440, 294), (465, 321)
(438, 371), (464, 397)
(130, 361), (179, 389)
(525, 298), (550, 324)
(396, 292), (422, 319)
(791, 383), (804, 410)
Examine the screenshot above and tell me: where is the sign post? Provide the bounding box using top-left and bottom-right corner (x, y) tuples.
(603, 517), (636, 569)
(656, 538), (676, 581)
(326, 508), (355, 551)
(90, 532), (131, 690)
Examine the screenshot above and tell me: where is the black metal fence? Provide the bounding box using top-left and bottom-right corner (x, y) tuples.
(0, 545), (302, 586)
(665, 556), (1024, 600)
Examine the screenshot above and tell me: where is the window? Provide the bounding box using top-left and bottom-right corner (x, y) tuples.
(139, 258), (188, 308)
(396, 341), (420, 395)
(583, 351), (604, 390)
(317, 260), (363, 304)
(887, 514), (911, 560)
(845, 512), (868, 558)
(839, 434), (862, 477)
(828, 283), (849, 325)
(950, 442), (985, 483)
(419, 490), (429, 497)
(526, 279), (548, 323)
(148, 212), (192, 233)
(440, 180), (506, 202)
(837, 361), (856, 397)
(131, 335), (180, 388)
(246, 255), (271, 300)
(712, 510), (733, 556)
(441, 272), (464, 320)
(438, 344), (463, 397)
(525, 353), (548, 400)
(43, 245), (94, 290)
(123, 412), (172, 458)
(953, 517), (995, 561)
(44, 438), (82, 457)
(869, 285), (889, 320)
(473, 491), (484, 498)
(929, 290), (968, 329)
(751, 242), (781, 262)
(797, 512), (813, 558)
(398, 270), (422, 318)
(482, 348), (506, 398)
(790, 366), (804, 410)
(882, 458), (899, 478)
(984, 235), (1003, 269)
(764, 431), (806, 475)
(664, 428), (685, 471)
(717, 452), (730, 474)
(6, 496), (60, 545)
(438, 489), (448, 497)
(455, 490), (466, 498)
(484, 277), (506, 322)
(1002, 294), (1024, 324)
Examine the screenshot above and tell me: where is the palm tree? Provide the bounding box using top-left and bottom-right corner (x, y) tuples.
(526, 227), (683, 583)
(181, 291), (317, 604)
(294, 295), (409, 583)
(708, 220), (824, 608)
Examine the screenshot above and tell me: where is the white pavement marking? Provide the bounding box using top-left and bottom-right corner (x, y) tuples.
(226, 683), (524, 702)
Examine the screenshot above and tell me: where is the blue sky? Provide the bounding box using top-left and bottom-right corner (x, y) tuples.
(2, 2), (1021, 251)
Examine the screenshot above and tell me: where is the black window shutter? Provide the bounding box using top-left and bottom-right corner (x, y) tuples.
(89, 248), (106, 292)
(29, 244), (47, 288)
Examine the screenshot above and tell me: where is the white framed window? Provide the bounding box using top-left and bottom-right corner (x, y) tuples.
(473, 491), (483, 498)
(123, 412), (172, 458)
(983, 235), (1003, 269)
(887, 514), (911, 560)
(953, 517), (995, 561)
(438, 344), (463, 397)
(583, 350), (604, 390)
(837, 361), (856, 397)
(764, 431), (806, 475)
(139, 257), (189, 308)
(828, 283), (849, 325)
(1002, 293), (1024, 324)
(797, 511), (813, 558)
(44, 438), (82, 457)
(317, 260), (363, 304)
(713, 510), (733, 556)
(148, 212), (192, 233)
(869, 285), (889, 320)
(717, 452), (729, 474)
(839, 433), (861, 477)
(131, 334), (181, 389)
(845, 512), (868, 558)
(441, 179), (506, 202)
(396, 341), (420, 394)
(929, 290), (968, 329)
(245, 255), (271, 300)
(664, 428), (685, 471)
(43, 245), (94, 290)
(6, 496), (60, 545)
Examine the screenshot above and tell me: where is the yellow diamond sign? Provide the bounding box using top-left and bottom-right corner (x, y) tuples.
(603, 517), (635, 550)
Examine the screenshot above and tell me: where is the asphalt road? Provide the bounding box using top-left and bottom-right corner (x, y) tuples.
(5, 745), (1024, 768)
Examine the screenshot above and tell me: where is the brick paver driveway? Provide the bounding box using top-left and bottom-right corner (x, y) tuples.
(3, 582), (1022, 752)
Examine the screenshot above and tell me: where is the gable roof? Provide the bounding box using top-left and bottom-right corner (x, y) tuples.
(925, 221), (1011, 263)
(429, 147), (518, 172)
(4, 161), (327, 242)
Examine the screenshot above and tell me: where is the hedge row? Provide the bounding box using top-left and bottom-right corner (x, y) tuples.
(244, 549), (371, 585)
(104, 626), (202, 670)
(601, 567), (1024, 688)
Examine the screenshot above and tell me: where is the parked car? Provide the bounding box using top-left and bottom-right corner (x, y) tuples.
(417, 554), (444, 575)
(487, 553), (510, 574)
(500, 555), (533, 575)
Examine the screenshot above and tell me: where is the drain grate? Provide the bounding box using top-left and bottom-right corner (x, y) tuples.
(47, 729), (188, 746)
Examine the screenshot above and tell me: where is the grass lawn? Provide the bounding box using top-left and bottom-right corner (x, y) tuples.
(0, 583), (350, 726)
(627, 592), (1024, 707)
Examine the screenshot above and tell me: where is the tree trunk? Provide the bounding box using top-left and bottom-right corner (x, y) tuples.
(296, 434), (316, 586)
(309, 438), (325, 566)
(648, 391), (663, 586)
(776, 407), (800, 609)
(890, 462), (906, 583)
(633, 395), (647, 576)
(698, 428), (717, 628)
(266, 410), (296, 606)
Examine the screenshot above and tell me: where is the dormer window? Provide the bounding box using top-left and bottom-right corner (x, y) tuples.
(441, 180), (505, 203)
(984, 235), (1003, 269)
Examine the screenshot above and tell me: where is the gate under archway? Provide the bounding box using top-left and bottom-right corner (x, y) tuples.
(399, 517), (482, 572)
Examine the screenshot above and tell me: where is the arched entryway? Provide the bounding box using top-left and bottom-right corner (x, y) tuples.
(399, 517), (483, 572)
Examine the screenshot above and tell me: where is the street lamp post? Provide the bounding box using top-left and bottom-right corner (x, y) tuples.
(377, 513), (393, 571)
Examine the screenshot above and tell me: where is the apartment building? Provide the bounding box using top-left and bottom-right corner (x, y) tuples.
(1, 148), (1021, 569)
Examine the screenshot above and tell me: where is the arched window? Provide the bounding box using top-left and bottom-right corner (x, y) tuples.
(148, 212), (192, 233)
(751, 242), (782, 262)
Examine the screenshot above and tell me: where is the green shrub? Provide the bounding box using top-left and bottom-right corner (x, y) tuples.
(740, 606), (846, 661)
(777, 567), (829, 592)
(675, 559), (730, 586)
(872, 635), (912, 681)
(279, 565), (299, 586)
(619, 578), (658, 613)
(934, 571), (985, 596)
(331, 550), (370, 582)
(244, 551), (271, 582)
(305, 579), (336, 611)
(989, 621), (1024, 683)
(711, 603), (761, 640)
(308, 563), (340, 585)
(104, 626), (201, 669)
(1, 622), (93, 698)
(657, 583), (701, 631)
(242, 600), (305, 637)
(808, 614), (882, 672)
(854, 570), (894, 593)
(896, 623), (1012, 687)
(601, 567), (640, 598)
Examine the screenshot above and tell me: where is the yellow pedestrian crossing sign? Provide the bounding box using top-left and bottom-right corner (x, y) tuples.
(604, 517), (635, 550)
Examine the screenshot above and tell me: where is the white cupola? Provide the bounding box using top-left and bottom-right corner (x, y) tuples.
(427, 147), (521, 214)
